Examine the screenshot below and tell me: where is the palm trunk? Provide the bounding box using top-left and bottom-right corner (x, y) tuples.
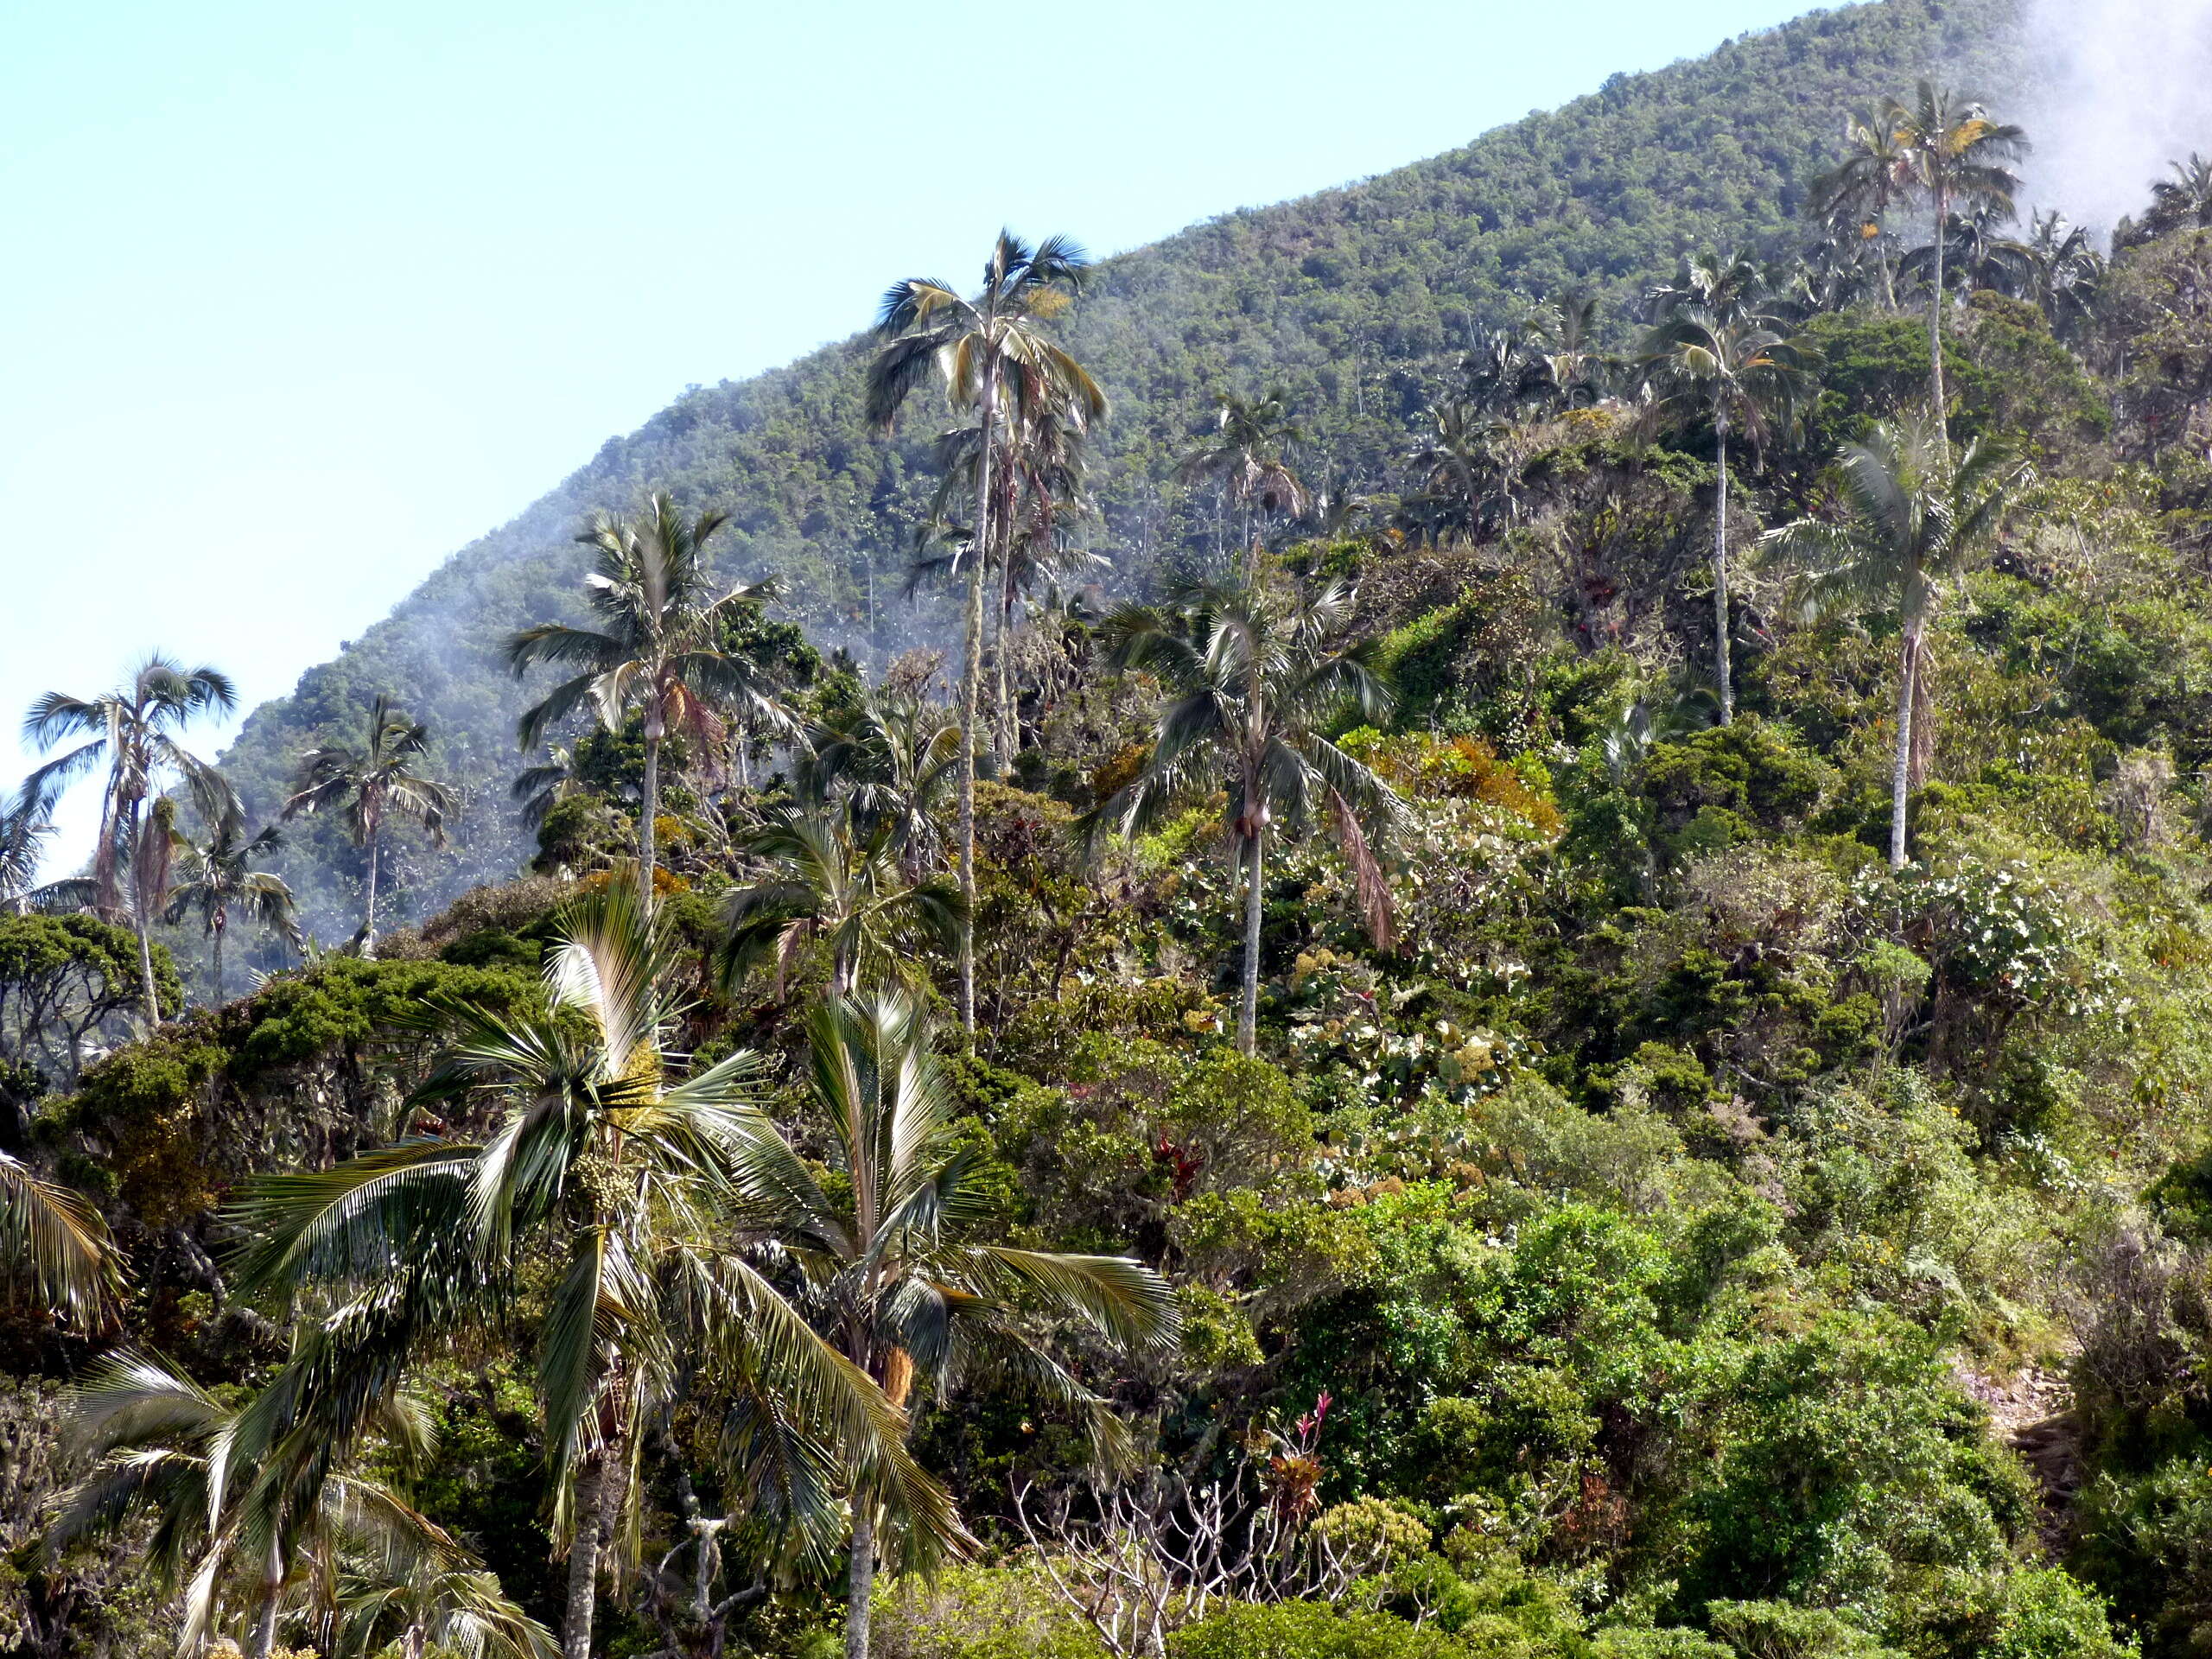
(845, 1509), (876, 1659)
(362, 811), (383, 958)
(1713, 416), (1733, 726)
(639, 729), (663, 909)
(249, 1539), (284, 1659)
(995, 577), (1015, 767)
(125, 801), (162, 1027)
(957, 378), (997, 1038)
(1891, 625), (1920, 871)
(1237, 811), (1266, 1057)
(563, 1436), (626, 1659)
(212, 913), (226, 1006)
(1929, 181), (1949, 445)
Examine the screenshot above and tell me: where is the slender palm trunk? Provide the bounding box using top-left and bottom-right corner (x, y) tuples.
(845, 1509), (876, 1659)
(639, 728), (663, 909)
(362, 820), (383, 958)
(212, 913), (226, 1006)
(1891, 624), (1920, 871)
(1237, 809), (1266, 1057)
(126, 799), (162, 1027)
(995, 577), (1016, 766)
(563, 1434), (625, 1659)
(957, 378), (997, 1038)
(1713, 415), (1734, 726)
(249, 1539), (284, 1659)
(1929, 181), (1949, 444)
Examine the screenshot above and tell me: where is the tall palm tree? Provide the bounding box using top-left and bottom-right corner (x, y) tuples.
(510, 493), (787, 909)
(1880, 82), (2027, 441)
(1404, 398), (1518, 540)
(867, 231), (1106, 1036)
(21, 655), (238, 1025)
(46, 1350), (550, 1659)
(162, 814), (301, 1003)
(1899, 200), (2036, 302)
(2022, 209), (2105, 342)
(1645, 248), (1781, 328)
(716, 990), (1177, 1659)
(0, 783), (54, 914)
(227, 878), (957, 1659)
(2145, 152), (2212, 238)
(1522, 291), (1614, 408)
(715, 801), (965, 1001)
(512, 742), (585, 829)
(282, 696), (453, 956)
(1637, 307), (1815, 724)
(1177, 389), (1310, 569)
(0, 1150), (118, 1328)
(1762, 413), (2030, 868)
(1091, 575), (1399, 1054)
(1808, 105), (1913, 312)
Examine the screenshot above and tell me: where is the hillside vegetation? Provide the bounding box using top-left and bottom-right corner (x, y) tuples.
(213, 0), (2010, 939)
(22, 5), (2212, 1659)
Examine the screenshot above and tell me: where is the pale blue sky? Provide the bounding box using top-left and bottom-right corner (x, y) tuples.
(2, 0), (1819, 861)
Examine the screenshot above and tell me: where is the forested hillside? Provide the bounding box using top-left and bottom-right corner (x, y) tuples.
(215, 0), (2012, 940)
(26, 2), (2212, 1658)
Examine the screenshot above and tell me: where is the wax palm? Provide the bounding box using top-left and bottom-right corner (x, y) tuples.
(47, 1350), (549, 1659)
(226, 878), (957, 1659)
(282, 696), (453, 955)
(1808, 105), (1913, 310)
(512, 742), (585, 829)
(798, 690), (963, 879)
(2023, 210), (2104, 342)
(715, 801), (964, 1001)
(1637, 308), (1814, 725)
(509, 493), (786, 907)
(0, 1150), (118, 1328)
(1880, 81), (2027, 440)
(1178, 389), (1310, 569)
(1090, 574), (1399, 1054)
(868, 230), (1105, 1035)
(717, 990), (1177, 1659)
(1762, 413), (2030, 868)
(162, 814), (301, 1003)
(21, 654), (238, 1025)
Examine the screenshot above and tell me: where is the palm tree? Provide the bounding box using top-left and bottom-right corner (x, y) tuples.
(0, 783), (54, 913)
(1091, 574), (1399, 1054)
(1178, 389), (1310, 569)
(510, 493), (787, 910)
(227, 878), (957, 1659)
(716, 990), (1177, 1659)
(1762, 413), (2030, 868)
(21, 655), (238, 1025)
(1522, 291), (1614, 408)
(2022, 210), (2105, 342)
(0, 1150), (118, 1328)
(798, 689), (963, 880)
(715, 801), (965, 1001)
(1880, 82), (2027, 441)
(1637, 307), (1815, 724)
(1808, 105), (1913, 311)
(282, 696), (453, 956)
(46, 1350), (550, 1659)
(162, 814), (301, 1003)
(1404, 398), (1517, 540)
(1899, 200), (2036, 302)
(512, 742), (585, 828)
(1645, 248), (1781, 327)
(867, 231), (1106, 1036)
(2145, 152), (2212, 238)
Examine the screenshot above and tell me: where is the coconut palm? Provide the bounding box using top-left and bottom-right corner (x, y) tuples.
(1090, 574), (1399, 1054)
(1808, 105), (1913, 311)
(226, 878), (957, 1659)
(1178, 389), (1310, 569)
(512, 742), (585, 829)
(46, 1350), (549, 1659)
(162, 814), (301, 1003)
(1645, 248), (1782, 328)
(0, 784), (53, 913)
(1879, 82), (2028, 440)
(21, 655), (238, 1025)
(867, 231), (1106, 1036)
(1637, 307), (1815, 724)
(1762, 413), (2031, 868)
(715, 801), (965, 1001)
(509, 494), (785, 907)
(282, 696), (453, 956)
(2021, 210), (2105, 342)
(715, 990), (1178, 1659)
(0, 1150), (118, 1328)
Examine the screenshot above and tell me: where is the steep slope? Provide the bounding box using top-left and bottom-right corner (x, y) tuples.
(219, 0), (2018, 938)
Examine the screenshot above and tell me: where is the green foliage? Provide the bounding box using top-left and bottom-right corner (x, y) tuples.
(1168, 1601), (1510, 1659)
